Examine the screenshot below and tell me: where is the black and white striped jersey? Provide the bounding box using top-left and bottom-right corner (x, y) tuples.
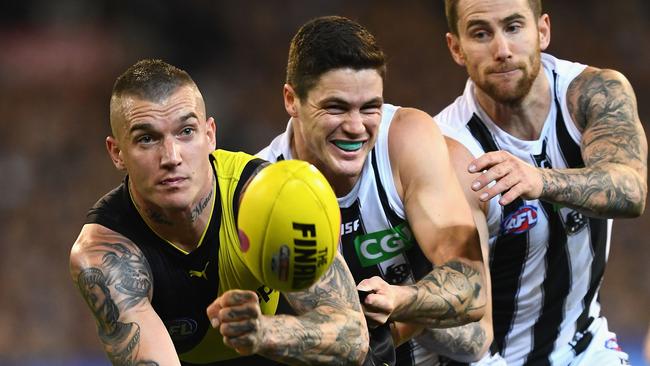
(435, 53), (612, 366)
(258, 104), (438, 365)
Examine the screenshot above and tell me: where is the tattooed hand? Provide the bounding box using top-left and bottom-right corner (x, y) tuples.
(468, 150), (544, 206)
(205, 254), (368, 365)
(206, 290), (264, 355)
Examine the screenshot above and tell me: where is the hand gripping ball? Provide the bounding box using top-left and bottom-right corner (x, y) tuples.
(237, 160), (340, 292)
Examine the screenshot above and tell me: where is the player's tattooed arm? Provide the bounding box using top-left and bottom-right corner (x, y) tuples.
(70, 225), (178, 365)
(258, 254), (368, 365)
(421, 321), (487, 362)
(546, 67), (648, 217)
(391, 260), (485, 328)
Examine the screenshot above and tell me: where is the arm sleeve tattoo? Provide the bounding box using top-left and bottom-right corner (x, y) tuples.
(393, 260), (485, 328)
(74, 242), (160, 366)
(255, 255), (367, 365)
(546, 67), (648, 217)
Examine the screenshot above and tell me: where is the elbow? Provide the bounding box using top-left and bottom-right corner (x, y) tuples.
(352, 346), (369, 366)
(630, 199), (646, 218)
(620, 170), (647, 218)
(465, 299), (486, 324)
(632, 184), (647, 217)
(471, 326), (493, 362)
(347, 311), (369, 366)
(465, 277), (488, 324)
(351, 335), (369, 366)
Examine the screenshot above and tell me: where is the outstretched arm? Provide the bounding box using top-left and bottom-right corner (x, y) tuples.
(471, 68), (647, 218)
(70, 224), (180, 366)
(207, 253), (368, 365)
(386, 137), (494, 362)
(415, 137), (493, 362)
(359, 108), (486, 330)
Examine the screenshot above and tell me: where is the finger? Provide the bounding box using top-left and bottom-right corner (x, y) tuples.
(223, 334), (255, 355)
(469, 151), (505, 173)
(357, 276), (381, 291)
(221, 290), (259, 306)
(219, 303), (260, 323)
(206, 297), (224, 328)
(473, 161), (513, 191)
(364, 293), (392, 313)
(220, 318), (258, 338)
(363, 310), (389, 328)
(478, 172), (518, 201)
(499, 184), (526, 206)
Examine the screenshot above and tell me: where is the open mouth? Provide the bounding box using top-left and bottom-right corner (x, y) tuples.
(332, 140), (363, 152)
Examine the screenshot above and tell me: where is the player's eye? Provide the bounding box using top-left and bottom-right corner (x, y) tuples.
(180, 127), (195, 136)
(136, 135), (154, 144)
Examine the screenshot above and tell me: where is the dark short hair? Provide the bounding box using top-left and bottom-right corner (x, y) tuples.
(286, 16), (387, 100)
(445, 0), (542, 35)
(112, 59), (196, 102)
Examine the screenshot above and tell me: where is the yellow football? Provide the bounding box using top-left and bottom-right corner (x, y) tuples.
(237, 160), (340, 292)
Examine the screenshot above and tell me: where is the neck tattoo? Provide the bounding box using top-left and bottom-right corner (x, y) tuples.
(190, 184), (213, 223)
(146, 209), (174, 226)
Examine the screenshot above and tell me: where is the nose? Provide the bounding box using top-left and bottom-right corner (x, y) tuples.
(492, 32), (512, 62)
(342, 110), (365, 135)
(160, 137), (182, 168)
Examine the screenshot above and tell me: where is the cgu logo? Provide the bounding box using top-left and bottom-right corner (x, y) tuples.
(353, 223), (414, 267)
(501, 205), (538, 235)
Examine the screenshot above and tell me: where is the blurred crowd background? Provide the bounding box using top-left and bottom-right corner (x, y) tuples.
(1, 0), (648, 364)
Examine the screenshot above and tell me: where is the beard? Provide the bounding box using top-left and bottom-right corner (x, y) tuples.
(475, 50), (542, 106)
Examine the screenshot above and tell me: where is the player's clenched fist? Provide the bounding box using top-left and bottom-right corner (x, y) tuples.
(469, 150), (544, 206)
(357, 276), (402, 328)
(207, 289), (265, 355)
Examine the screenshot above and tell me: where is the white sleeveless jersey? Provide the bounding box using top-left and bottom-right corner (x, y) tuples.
(258, 104), (439, 366)
(435, 53), (613, 366)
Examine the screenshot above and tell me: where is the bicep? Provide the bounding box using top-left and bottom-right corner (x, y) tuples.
(391, 112), (480, 264)
(70, 226), (179, 364)
(569, 67), (647, 170)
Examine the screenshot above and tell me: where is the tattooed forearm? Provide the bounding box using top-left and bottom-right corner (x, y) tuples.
(560, 67), (648, 217)
(286, 256), (361, 313)
(420, 322), (487, 362)
(540, 166), (645, 217)
(260, 255), (367, 365)
(393, 260), (485, 328)
(258, 309), (366, 365)
(77, 267), (157, 366)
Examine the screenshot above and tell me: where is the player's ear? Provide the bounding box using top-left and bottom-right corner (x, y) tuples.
(283, 84), (299, 118)
(206, 117), (217, 150)
(446, 32), (466, 66)
(538, 14), (551, 51)
(106, 136), (126, 171)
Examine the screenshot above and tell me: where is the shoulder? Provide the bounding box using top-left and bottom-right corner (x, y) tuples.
(566, 66), (635, 129)
(389, 107), (439, 136)
(387, 108), (444, 159)
(70, 224), (149, 283)
(70, 223), (154, 319)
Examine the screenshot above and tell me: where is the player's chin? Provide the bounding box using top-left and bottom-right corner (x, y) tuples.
(329, 149), (368, 174)
(154, 192), (193, 211)
(333, 160), (365, 179)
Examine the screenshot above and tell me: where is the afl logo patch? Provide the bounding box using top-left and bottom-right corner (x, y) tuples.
(165, 318), (198, 341)
(501, 205), (538, 235)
